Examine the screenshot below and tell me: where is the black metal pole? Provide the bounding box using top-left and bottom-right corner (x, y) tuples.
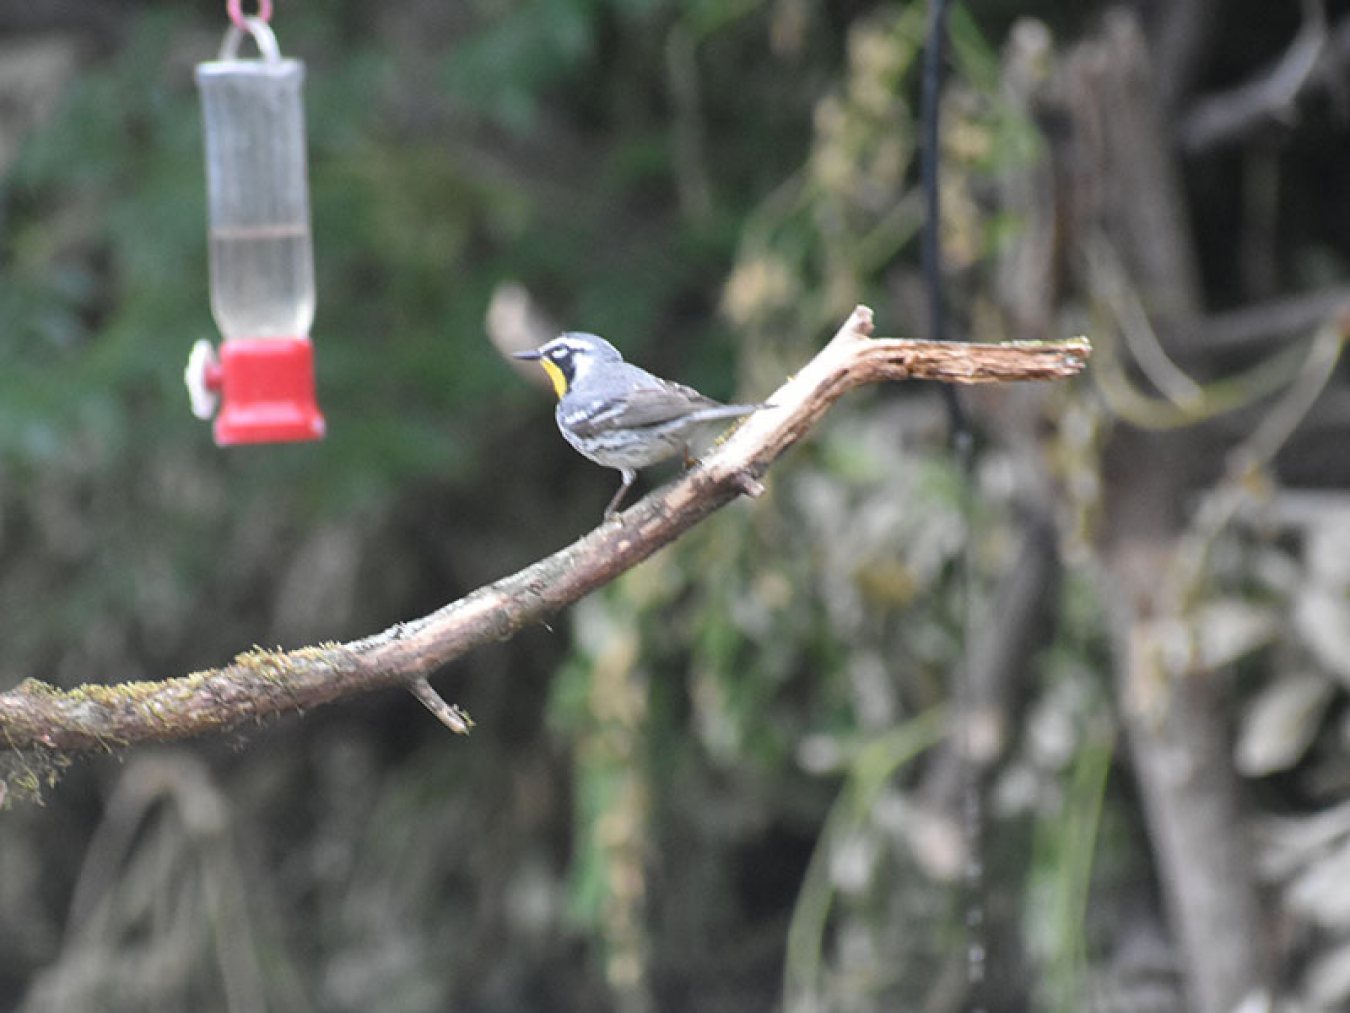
(921, 1), (984, 1008)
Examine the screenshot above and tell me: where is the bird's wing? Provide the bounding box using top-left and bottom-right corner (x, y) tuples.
(564, 378), (724, 438)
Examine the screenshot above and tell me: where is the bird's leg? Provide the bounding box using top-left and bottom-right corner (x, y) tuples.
(604, 469), (637, 519)
(682, 445), (696, 470)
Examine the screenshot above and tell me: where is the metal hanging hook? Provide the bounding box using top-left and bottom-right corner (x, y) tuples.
(226, 0), (273, 30)
(218, 14), (282, 63)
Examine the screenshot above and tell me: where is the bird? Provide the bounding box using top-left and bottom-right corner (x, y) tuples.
(513, 332), (767, 518)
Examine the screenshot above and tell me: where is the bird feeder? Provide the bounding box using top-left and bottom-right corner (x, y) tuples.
(185, 5), (324, 444)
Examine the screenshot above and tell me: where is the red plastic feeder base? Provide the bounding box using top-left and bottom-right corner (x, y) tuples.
(213, 336), (325, 445)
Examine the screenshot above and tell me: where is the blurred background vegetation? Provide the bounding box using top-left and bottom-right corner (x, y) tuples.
(3, 1), (1350, 1010)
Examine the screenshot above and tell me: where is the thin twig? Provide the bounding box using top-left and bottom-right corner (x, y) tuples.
(1087, 233), (1205, 410)
(1179, 286), (1350, 356)
(408, 678), (474, 735)
(1179, 0), (1330, 154)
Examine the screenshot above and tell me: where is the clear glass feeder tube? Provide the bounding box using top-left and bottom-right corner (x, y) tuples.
(196, 32), (314, 341)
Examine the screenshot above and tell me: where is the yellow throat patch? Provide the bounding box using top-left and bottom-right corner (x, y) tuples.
(540, 358), (568, 399)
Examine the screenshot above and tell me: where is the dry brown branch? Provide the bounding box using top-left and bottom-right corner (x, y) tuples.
(0, 306), (1089, 758)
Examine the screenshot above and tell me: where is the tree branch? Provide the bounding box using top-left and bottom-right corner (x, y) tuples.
(0, 307), (1089, 757)
(1177, 286), (1350, 356)
(1178, 2), (1341, 155)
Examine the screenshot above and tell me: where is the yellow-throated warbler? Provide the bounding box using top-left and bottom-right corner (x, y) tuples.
(514, 332), (767, 518)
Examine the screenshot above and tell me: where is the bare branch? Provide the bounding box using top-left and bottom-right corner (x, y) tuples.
(1178, 2), (1338, 154)
(408, 678), (474, 735)
(0, 306), (1089, 757)
(1178, 286), (1350, 356)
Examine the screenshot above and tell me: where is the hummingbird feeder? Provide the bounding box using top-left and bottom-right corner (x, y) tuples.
(185, 0), (325, 444)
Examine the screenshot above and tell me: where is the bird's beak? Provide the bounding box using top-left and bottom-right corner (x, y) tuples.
(512, 349), (543, 361)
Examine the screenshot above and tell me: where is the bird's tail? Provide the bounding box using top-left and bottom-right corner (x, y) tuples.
(690, 402), (774, 423)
